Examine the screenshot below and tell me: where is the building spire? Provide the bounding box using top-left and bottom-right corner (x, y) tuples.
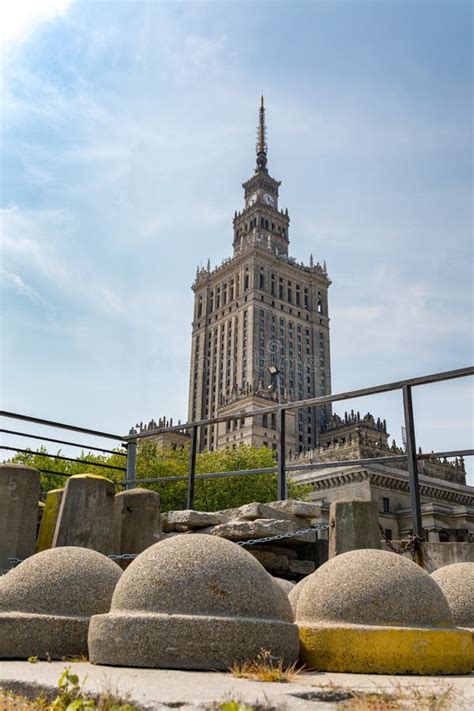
(256, 95), (268, 173)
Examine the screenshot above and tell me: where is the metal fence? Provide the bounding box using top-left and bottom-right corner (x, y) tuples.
(1, 365), (473, 538)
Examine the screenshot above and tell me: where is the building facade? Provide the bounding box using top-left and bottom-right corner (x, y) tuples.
(290, 412), (474, 542)
(188, 98), (332, 453)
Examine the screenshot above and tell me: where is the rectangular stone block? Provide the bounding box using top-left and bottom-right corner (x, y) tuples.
(162, 509), (225, 532)
(52, 474), (115, 554)
(36, 488), (64, 552)
(0, 465), (41, 572)
(288, 559), (316, 575)
(113, 488), (161, 561)
(329, 498), (382, 558)
(269, 500), (323, 520)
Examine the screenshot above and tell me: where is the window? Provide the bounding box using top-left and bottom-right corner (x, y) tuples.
(384, 528), (393, 541)
(382, 497), (390, 513)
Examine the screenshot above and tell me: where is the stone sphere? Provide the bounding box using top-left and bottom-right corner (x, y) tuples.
(89, 533), (299, 669)
(431, 563), (474, 631)
(297, 548), (452, 627)
(0, 547), (122, 659)
(296, 549), (472, 675)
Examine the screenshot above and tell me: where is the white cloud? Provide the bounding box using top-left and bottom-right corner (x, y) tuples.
(1, 269), (49, 308)
(0, 0), (73, 53)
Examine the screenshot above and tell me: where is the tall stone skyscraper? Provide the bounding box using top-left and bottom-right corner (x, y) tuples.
(188, 98), (331, 454)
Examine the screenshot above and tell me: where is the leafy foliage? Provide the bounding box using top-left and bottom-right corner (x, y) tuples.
(5, 443), (311, 511)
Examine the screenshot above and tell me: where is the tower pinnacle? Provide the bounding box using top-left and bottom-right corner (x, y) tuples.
(256, 95), (268, 173)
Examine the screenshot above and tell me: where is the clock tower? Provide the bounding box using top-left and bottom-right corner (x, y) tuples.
(188, 98), (332, 454)
(233, 97), (290, 257)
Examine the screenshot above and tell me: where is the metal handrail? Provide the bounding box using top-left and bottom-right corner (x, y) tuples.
(1, 366), (472, 537)
(127, 366), (474, 439)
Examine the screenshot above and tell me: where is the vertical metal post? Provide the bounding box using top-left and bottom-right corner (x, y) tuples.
(277, 408), (287, 500)
(125, 438), (137, 491)
(187, 426), (198, 510)
(402, 385), (423, 538)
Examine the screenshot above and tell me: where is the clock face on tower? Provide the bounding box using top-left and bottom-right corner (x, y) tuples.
(263, 193), (275, 206)
(247, 192), (258, 207)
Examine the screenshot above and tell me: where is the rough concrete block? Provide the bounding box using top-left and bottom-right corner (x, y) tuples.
(36, 488), (64, 552)
(162, 509), (224, 531)
(329, 498), (381, 558)
(269, 500), (323, 520)
(288, 559), (316, 575)
(52, 474), (115, 554)
(200, 518), (316, 543)
(250, 550), (289, 575)
(0, 465), (41, 573)
(113, 488), (161, 562)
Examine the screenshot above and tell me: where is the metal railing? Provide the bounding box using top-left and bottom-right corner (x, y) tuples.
(0, 413), (129, 482)
(1, 365), (473, 537)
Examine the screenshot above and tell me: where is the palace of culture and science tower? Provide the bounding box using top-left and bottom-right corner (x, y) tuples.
(133, 98), (472, 542)
(188, 98), (331, 455)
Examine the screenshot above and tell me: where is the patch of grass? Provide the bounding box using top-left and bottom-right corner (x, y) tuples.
(62, 654), (89, 663)
(0, 668), (142, 711)
(337, 683), (456, 711)
(207, 698), (281, 711)
(229, 649), (304, 683)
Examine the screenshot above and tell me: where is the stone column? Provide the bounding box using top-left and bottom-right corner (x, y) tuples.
(37, 488), (64, 552)
(427, 529), (441, 543)
(0, 464), (41, 573)
(329, 498), (381, 558)
(113, 488), (161, 566)
(52, 474), (115, 554)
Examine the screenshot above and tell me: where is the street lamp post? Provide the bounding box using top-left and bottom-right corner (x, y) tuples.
(268, 365), (287, 500)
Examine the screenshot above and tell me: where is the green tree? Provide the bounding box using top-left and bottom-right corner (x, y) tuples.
(4, 443), (311, 511)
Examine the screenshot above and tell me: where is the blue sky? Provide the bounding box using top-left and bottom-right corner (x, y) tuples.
(1, 0), (472, 481)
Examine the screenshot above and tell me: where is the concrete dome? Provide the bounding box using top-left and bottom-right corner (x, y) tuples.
(89, 534), (299, 669)
(0, 547), (122, 659)
(273, 577), (295, 595)
(288, 575), (310, 616)
(298, 548), (452, 628)
(295, 549), (472, 675)
(431, 563), (474, 631)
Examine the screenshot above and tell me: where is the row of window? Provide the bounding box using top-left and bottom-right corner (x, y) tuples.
(196, 267), (326, 318)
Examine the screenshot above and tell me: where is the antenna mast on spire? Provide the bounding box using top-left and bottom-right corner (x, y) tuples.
(256, 95), (268, 173)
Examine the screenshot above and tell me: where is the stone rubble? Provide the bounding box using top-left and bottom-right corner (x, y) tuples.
(161, 499), (327, 580)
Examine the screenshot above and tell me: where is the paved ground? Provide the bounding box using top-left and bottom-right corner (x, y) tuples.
(0, 661), (473, 710)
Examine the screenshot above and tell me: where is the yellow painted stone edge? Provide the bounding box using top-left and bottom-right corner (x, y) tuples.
(299, 623), (473, 675)
(36, 489), (64, 552)
(69, 473), (114, 483)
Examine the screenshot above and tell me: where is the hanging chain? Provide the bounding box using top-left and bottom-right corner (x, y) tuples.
(236, 523), (329, 547)
(6, 524), (329, 566)
(379, 524), (423, 555)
